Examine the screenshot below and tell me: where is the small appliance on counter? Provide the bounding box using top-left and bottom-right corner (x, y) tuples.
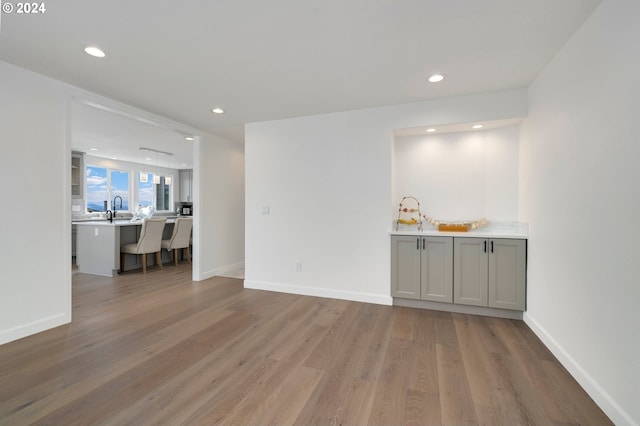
(176, 203), (193, 216)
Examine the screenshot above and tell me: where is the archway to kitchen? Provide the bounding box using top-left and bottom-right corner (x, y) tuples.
(69, 94), (200, 280)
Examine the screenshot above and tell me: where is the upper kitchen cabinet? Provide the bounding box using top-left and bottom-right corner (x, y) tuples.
(179, 169), (193, 202)
(71, 152), (84, 199)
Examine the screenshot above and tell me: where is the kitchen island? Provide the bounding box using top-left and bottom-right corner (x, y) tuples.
(73, 218), (179, 276)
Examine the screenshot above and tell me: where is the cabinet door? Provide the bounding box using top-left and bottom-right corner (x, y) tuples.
(391, 236), (421, 299)
(488, 239), (526, 311)
(421, 237), (453, 302)
(454, 237), (488, 307)
(71, 154), (83, 199)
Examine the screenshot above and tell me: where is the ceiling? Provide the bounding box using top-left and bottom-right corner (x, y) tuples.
(0, 0), (601, 152)
(393, 118), (523, 138)
(70, 100), (194, 169)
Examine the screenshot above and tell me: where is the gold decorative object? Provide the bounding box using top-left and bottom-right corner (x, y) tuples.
(422, 214), (488, 232)
(395, 196), (423, 231)
(396, 196), (488, 232)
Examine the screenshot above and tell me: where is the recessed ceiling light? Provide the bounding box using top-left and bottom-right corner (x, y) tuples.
(428, 74), (445, 83)
(185, 136), (194, 141)
(84, 46), (106, 58)
(472, 124), (484, 129)
(426, 128), (436, 133)
(211, 107), (225, 114)
(90, 148), (99, 151)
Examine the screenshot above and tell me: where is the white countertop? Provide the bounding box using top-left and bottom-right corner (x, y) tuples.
(73, 218), (177, 226)
(390, 221), (528, 239)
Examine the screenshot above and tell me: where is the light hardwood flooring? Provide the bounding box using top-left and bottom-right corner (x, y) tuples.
(0, 265), (611, 425)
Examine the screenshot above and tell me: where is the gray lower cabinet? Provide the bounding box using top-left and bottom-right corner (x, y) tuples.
(392, 235), (527, 311)
(489, 238), (527, 310)
(454, 237), (526, 311)
(391, 235), (453, 302)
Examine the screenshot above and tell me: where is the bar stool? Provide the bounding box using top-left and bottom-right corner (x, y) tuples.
(120, 217), (167, 273)
(161, 217), (193, 266)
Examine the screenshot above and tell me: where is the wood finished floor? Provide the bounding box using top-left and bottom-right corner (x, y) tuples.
(0, 264), (611, 425)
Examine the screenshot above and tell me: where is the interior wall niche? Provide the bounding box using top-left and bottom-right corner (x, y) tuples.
(392, 124), (520, 222)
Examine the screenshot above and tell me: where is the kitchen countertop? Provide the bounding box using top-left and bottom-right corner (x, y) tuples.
(73, 218), (178, 226)
(390, 221), (528, 239)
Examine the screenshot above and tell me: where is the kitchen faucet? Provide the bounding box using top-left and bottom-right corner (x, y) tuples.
(113, 196), (123, 218)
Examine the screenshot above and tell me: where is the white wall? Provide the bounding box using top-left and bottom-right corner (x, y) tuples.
(394, 125), (520, 221)
(0, 61), (71, 344)
(520, 1), (640, 424)
(245, 89), (526, 305)
(193, 132), (245, 280)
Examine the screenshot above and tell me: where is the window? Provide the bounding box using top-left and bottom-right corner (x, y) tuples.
(138, 172), (154, 208)
(156, 176), (171, 211)
(85, 166), (130, 212)
(86, 166), (107, 212)
(137, 172), (173, 211)
(110, 170), (129, 210)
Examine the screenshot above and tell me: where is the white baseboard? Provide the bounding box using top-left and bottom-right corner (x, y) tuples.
(197, 261), (245, 281)
(0, 312), (70, 346)
(243, 280), (393, 306)
(394, 298), (523, 320)
(524, 312), (635, 426)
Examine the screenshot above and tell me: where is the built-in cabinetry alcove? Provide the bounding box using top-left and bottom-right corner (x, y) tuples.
(391, 118), (527, 318)
(392, 118), (522, 223)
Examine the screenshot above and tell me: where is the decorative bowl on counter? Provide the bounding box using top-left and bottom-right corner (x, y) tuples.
(133, 205), (155, 220)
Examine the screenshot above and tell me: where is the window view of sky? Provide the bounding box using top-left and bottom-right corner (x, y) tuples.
(85, 166), (173, 213)
(86, 167), (107, 211)
(138, 173), (154, 207)
(86, 166), (129, 211)
(110, 170), (129, 210)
